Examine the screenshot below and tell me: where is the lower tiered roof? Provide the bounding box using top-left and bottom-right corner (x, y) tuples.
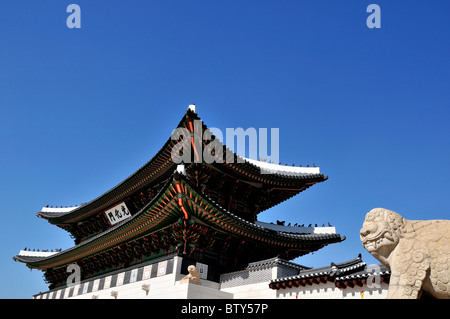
(15, 171), (344, 288)
(269, 254), (390, 290)
(14, 105), (345, 289)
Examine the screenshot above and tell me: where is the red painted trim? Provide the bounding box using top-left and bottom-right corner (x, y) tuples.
(174, 181), (189, 220)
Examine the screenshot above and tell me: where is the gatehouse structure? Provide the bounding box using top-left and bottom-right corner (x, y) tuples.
(13, 105), (385, 299)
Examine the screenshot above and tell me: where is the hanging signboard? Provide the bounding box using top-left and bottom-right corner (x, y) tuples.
(104, 202), (132, 225)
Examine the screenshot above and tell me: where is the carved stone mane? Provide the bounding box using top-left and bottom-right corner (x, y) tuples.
(360, 208), (450, 299)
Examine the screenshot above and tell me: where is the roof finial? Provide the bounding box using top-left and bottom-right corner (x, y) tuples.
(188, 104), (196, 113)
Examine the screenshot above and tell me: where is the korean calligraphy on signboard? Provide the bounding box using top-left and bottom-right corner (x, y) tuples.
(104, 202), (131, 225)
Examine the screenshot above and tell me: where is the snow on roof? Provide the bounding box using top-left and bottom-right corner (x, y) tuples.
(17, 250), (58, 258)
(255, 221), (336, 235)
(243, 157), (320, 176)
(188, 104), (196, 113)
(40, 206), (79, 213)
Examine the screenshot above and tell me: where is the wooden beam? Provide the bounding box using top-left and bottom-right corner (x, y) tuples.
(335, 281), (346, 288)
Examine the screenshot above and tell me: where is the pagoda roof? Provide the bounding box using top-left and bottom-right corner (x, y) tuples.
(269, 254), (390, 290)
(14, 174), (344, 270)
(334, 263), (390, 286)
(14, 105), (343, 285)
(35, 106), (328, 228)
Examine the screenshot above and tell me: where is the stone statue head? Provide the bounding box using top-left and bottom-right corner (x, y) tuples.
(180, 265), (202, 285)
(360, 208), (406, 266)
(187, 265), (200, 278)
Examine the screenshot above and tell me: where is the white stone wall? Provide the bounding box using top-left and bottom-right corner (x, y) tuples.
(46, 269), (233, 299)
(277, 282), (339, 299)
(220, 268), (273, 289)
(219, 263), (293, 299)
(35, 256), (234, 299)
(341, 285), (389, 299)
(67, 278), (234, 299)
(221, 282), (277, 299)
(68, 273), (177, 299)
(33, 256), (389, 299)
(276, 282), (389, 299)
(38, 274), (387, 299)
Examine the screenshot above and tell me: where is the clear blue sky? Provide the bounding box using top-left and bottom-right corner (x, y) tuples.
(1, 1), (448, 298)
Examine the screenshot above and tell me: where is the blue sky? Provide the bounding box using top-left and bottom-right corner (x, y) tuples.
(0, 1), (448, 298)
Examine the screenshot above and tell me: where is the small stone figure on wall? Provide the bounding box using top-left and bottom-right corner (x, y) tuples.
(180, 265), (202, 286)
(360, 208), (450, 299)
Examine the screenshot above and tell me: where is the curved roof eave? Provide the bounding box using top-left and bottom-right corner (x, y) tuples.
(179, 176), (345, 245)
(35, 111), (194, 222)
(14, 174), (343, 270)
(15, 176), (179, 269)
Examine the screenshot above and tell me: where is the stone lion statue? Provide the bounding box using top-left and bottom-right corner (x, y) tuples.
(360, 208), (450, 299)
(179, 265), (201, 285)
